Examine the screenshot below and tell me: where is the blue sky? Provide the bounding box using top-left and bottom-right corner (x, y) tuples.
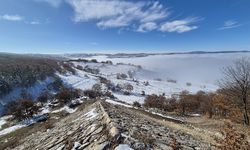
(0, 0), (250, 54)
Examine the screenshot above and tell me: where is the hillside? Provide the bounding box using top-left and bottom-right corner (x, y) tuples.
(1, 100), (217, 150)
(1, 53), (250, 149)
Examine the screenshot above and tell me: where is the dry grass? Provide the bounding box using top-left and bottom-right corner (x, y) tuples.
(0, 117), (57, 149)
(0, 123), (44, 149)
(186, 116), (250, 143)
(216, 122), (250, 149)
(186, 116), (225, 132)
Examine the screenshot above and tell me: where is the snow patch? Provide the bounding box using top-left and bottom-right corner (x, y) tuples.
(56, 69), (98, 91)
(51, 106), (77, 114)
(115, 144), (134, 150)
(106, 99), (132, 108)
(0, 120), (6, 129)
(72, 141), (81, 150)
(0, 116), (12, 129)
(188, 113), (202, 117)
(149, 111), (185, 122)
(84, 108), (98, 120)
(0, 124), (26, 136)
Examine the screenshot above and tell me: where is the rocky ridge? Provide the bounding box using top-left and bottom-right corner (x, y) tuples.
(11, 101), (215, 150)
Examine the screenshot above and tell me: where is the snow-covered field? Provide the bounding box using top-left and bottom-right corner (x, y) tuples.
(89, 53), (250, 85)
(60, 53), (249, 105)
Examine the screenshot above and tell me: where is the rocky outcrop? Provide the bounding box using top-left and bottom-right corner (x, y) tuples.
(101, 102), (214, 150)
(11, 101), (215, 150)
(13, 102), (119, 150)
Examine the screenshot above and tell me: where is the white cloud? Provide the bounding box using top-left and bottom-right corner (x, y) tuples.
(137, 22), (158, 32)
(35, 0), (63, 7)
(0, 14), (24, 21)
(30, 21), (40, 25)
(160, 17), (200, 33)
(34, 0), (201, 33)
(219, 20), (241, 30)
(67, 0), (169, 28)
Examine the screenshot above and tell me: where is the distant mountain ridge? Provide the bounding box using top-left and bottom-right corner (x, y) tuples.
(1, 50), (250, 59)
(63, 50), (250, 58)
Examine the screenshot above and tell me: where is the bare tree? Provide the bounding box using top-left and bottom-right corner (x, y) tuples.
(124, 83), (133, 95)
(219, 57), (250, 125)
(92, 83), (102, 92)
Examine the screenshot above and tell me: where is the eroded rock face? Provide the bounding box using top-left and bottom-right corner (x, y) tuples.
(10, 101), (214, 150)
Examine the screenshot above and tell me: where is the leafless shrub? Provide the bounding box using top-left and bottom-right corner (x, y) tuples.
(56, 88), (81, 104)
(84, 65), (100, 74)
(154, 78), (162, 81)
(217, 122), (250, 149)
(92, 83), (102, 92)
(64, 137), (74, 150)
(83, 90), (102, 99)
(116, 73), (128, 79)
(90, 59), (98, 63)
(170, 135), (181, 150)
(123, 83), (133, 95)
(44, 121), (54, 129)
(37, 91), (51, 103)
(76, 65), (83, 70)
(143, 81), (149, 86)
(128, 70), (134, 78)
(101, 60), (113, 64)
(144, 94), (167, 110)
(133, 101), (141, 108)
(61, 62), (76, 75)
(5, 99), (39, 121)
(47, 77), (63, 91)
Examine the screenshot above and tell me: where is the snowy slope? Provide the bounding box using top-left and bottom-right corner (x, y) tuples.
(63, 53), (249, 104)
(0, 77), (56, 115)
(56, 69), (98, 91)
(59, 58), (218, 104)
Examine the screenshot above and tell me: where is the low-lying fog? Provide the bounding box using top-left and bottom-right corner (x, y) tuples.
(90, 53), (250, 86)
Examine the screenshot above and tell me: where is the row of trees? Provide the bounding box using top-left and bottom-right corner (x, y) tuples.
(143, 90), (241, 123)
